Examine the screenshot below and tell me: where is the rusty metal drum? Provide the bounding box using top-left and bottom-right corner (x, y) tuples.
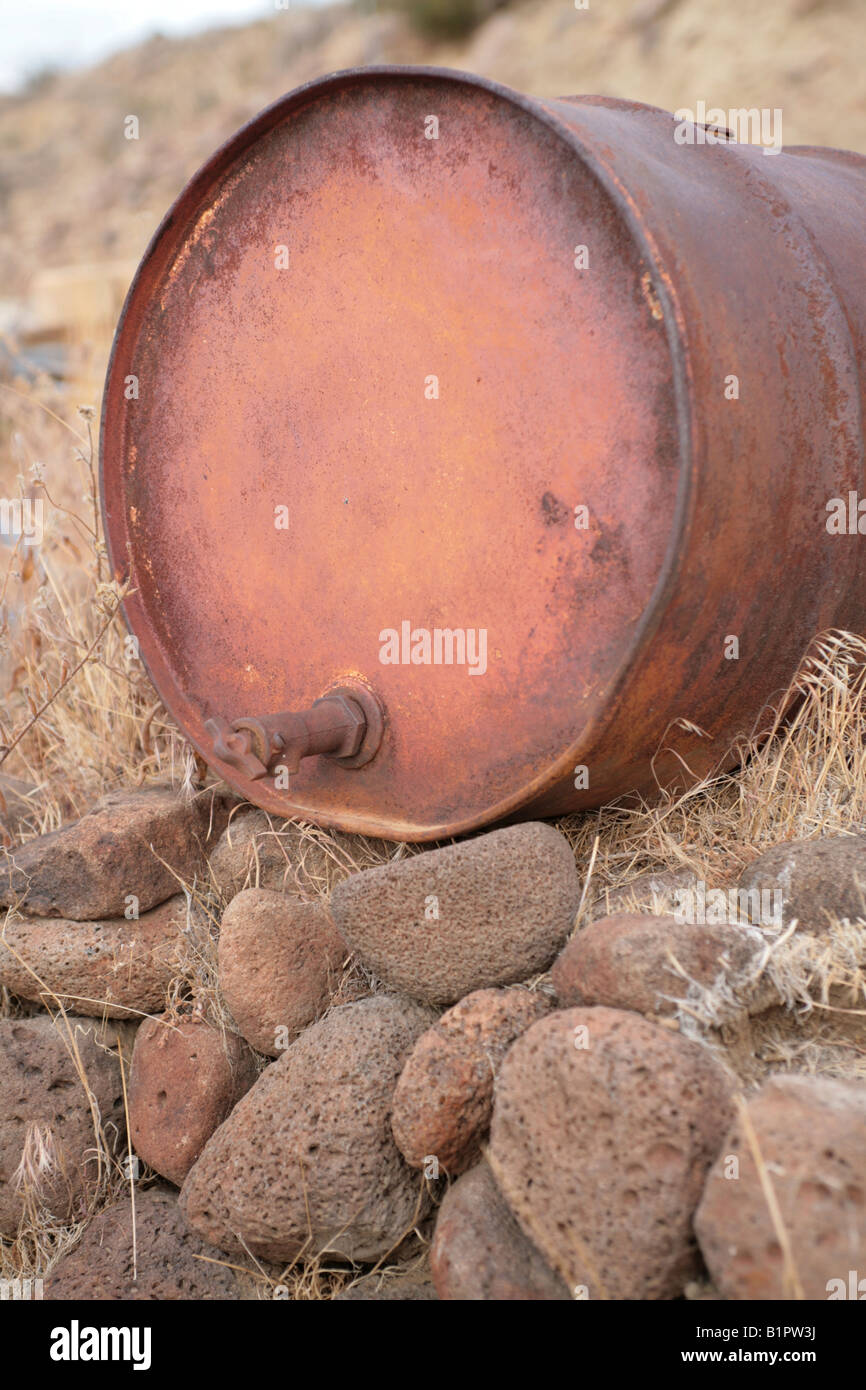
(100, 66), (866, 842)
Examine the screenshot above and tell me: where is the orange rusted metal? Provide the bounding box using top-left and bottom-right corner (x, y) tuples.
(100, 67), (866, 842)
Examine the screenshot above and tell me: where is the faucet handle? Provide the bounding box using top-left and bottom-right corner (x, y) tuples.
(203, 716), (269, 780)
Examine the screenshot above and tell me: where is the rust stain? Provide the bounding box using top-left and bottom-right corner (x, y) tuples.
(640, 269), (664, 321)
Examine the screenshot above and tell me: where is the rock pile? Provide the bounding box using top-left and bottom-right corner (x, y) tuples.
(0, 787), (225, 919)
(1, 797), (865, 1300)
(180, 992), (436, 1263)
(0, 786), (227, 1018)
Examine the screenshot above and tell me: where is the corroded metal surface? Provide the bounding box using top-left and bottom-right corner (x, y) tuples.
(100, 67), (866, 841)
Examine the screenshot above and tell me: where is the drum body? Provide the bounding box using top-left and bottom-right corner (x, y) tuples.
(100, 67), (866, 841)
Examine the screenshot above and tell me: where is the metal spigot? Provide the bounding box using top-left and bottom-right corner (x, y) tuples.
(203, 685), (383, 782)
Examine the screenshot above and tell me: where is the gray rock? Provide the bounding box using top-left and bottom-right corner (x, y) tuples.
(330, 823), (579, 1004)
(431, 1162), (570, 1300)
(738, 835), (866, 933)
(180, 993), (435, 1262)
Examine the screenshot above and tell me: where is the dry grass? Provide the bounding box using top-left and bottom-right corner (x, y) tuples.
(0, 379), (192, 841)
(1, 0), (864, 307)
(561, 630), (866, 911)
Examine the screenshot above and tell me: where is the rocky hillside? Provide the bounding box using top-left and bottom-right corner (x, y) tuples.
(0, 0), (863, 303)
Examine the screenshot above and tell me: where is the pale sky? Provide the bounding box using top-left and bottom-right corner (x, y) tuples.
(0, 0), (330, 92)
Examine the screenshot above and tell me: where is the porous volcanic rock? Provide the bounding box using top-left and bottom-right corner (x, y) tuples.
(335, 1268), (438, 1300)
(391, 986), (552, 1173)
(589, 866), (700, 922)
(207, 809), (333, 901)
(695, 1073), (866, 1300)
(488, 1006), (735, 1298)
(0, 1016), (125, 1235)
(45, 1186), (260, 1299)
(208, 809), (290, 898)
(0, 895), (187, 1017)
(330, 823), (580, 1004)
(129, 1015), (258, 1186)
(218, 888), (347, 1055)
(180, 993), (435, 1262)
(0, 787), (223, 920)
(551, 913), (762, 1017)
(430, 1162), (570, 1300)
(738, 835), (866, 933)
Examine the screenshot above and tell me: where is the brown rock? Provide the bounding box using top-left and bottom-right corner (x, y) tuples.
(208, 809), (292, 898)
(695, 1074), (866, 1300)
(488, 1006), (735, 1299)
(335, 1268), (438, 1300)
(392, 986), (552, 1174)
(45, 1186), (260, 1299)
(330, 823), (579, 1005)
(0, 895), (187, 1017)
(218, 888), (347, 1056)
(129, 1015), (258, 1186)
(207, 809), (333, 901)
(180, 993), (435, 1262)
(430, 1163), (570, 1300)
(590, 866), (699, 922)
(738, 835), (866, 933)
(0, 1016), (125, 1235)
(0, 787), (223, 920)
(551, 913), (762, 1017)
